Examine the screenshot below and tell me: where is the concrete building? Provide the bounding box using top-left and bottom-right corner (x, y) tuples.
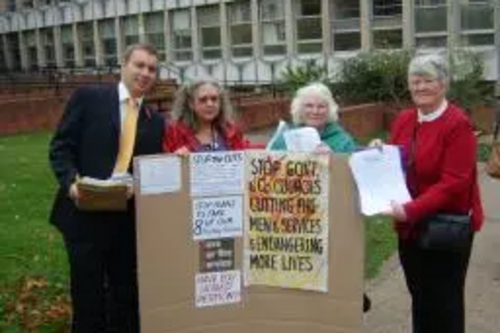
(0, 0), (499, 83)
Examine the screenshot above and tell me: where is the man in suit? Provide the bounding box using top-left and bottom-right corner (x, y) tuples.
(49, 43), (164, 333)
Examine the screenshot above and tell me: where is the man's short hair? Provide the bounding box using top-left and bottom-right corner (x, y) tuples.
(122, 43), (158, 64)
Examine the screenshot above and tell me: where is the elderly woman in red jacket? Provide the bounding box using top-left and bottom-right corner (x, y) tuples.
(164, 79), (250, 153)
(379, 54), (483, 333)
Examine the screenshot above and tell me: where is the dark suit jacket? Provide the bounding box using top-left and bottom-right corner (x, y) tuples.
(49, 85), (164, 240)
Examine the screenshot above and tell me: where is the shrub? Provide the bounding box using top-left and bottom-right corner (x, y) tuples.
(279, 60), (331, 95)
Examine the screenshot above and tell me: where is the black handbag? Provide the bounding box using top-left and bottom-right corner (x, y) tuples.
(418, 213), (472, 252)
(409, 120), (473, 252)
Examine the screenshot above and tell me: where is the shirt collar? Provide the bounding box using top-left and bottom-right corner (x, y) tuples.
(418, 99), (448, 123)
(118, 81), (144, 107)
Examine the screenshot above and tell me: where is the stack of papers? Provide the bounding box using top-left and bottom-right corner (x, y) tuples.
(283, 127), (322, 153)
(349, 145), (411, 216)
(76, 173), (132, 211)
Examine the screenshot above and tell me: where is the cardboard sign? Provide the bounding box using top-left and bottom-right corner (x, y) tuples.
(244, 151), (330, 292)
(135, 152), (364, 333)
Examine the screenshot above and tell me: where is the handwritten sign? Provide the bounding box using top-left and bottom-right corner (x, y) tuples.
(199, 239), (235, 273)
(190, 152), (244, 197)
(244, 151), (330, 292)
(192, 196), (243, 240)
(195, 270), (241, 308)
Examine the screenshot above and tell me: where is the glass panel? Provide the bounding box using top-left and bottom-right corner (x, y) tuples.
(231, 24), (252, 45)
(145, 12), (164, 33)
(416, 36), (447, 48)
(373, 0), (402, 17)
(331, 0), (360, 19)
(201, 27), (220, 47)
(461, 3), (494, 30)
(174, 50), (192, 61)
(373, 29), (403, 49)
(334, 32), (361, 50)
(173, 30), (191, 49)
(124, 35), (139, 46)
(261, 21), (285, 44)
(296, 0), (321, 16)
(123, 16), (138, 36)
(230, 1), (251, 23)
(260, 0), (285, 20)
(297, 17), (322, 40)
(146, 33), (165, 51)
(203, 49), (222, 59)
(102, 38), (116, 55)
(415, 7), (447, 32)
(232, 46), (253, 57)
(461, 33), (494, 46)
(263, 44), (286, 55)
(198, 5), (219, 27)
(100, 20), (115, 38)
(172, 10), (190, 30)
(297, 42), (322, 54)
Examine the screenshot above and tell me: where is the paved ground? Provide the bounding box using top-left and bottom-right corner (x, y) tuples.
(364, 165), (500, 333)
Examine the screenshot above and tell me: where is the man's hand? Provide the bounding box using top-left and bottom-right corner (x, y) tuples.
(69, 182), (80, 201)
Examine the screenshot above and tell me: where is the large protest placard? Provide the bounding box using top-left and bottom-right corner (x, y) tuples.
(134, 151), (364, 333)
(244, 151), (329, 292)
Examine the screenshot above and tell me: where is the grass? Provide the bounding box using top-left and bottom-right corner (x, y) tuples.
(0, 133), (70, 332)
(0, 132), (397, 331)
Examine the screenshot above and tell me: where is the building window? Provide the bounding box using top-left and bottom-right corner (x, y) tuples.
(259, 0), (286, 56)
(415, 0), (447, 33)
(41, 28), (56, 67)
(461, 1), (494, 31)
(7, 33), (21, 70)
(61, 25), (74, 68)
(373, 0), (402, 17)
(79, 23), (95, 67)
(373, 29), (403, 49)
(25, 31), (37, 69)
(229, 1), (252, 58)
(198, 5), (221, 60)
(0, 42), (5, 70)
(99, 19), (117, 66)
(331, 0), (360, 51)
(461, 33), (494, 46)
(416, 36), (447, 48)
(171, 9), (192, 61)
(145, 12), (165, 60)
(123, 16), (139, 47)
(295, 0), (322, 54)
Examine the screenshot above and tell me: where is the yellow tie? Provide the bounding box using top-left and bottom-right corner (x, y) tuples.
(114, 98), (139, 173)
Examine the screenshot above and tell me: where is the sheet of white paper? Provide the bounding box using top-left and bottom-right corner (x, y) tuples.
(192, 196), (243, 240)
(138, 156), (181, 195)
(283, 127), (322, 152)
(195, 270), (241, 308)
(349, 145), (412, 216)
(190, 151), (244, 197)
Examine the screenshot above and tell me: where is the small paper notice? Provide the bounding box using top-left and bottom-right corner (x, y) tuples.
(192, 196), (243, 240)
(195, 270), (241, 308)
(190, 152), (244, 197)
(138, 156), (181, 195)
(349, 145), (411, 216)
(283, 127), (322, 152)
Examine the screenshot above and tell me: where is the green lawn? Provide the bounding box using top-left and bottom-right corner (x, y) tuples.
(0, 133), (70, 332)
(0, 132), (396, 331)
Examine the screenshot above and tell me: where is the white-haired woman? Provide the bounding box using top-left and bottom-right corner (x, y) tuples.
(163, 79), (250, 153)
(380, 54), (483, 333)
(268, 82), (373, 312)
(268, 82), (356, 152)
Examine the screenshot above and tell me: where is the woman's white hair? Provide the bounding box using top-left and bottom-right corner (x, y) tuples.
(408, 53), (449, 84)
(290, 82), (339, 125)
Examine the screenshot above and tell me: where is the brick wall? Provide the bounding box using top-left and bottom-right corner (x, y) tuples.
(1, 94), (495, 139)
